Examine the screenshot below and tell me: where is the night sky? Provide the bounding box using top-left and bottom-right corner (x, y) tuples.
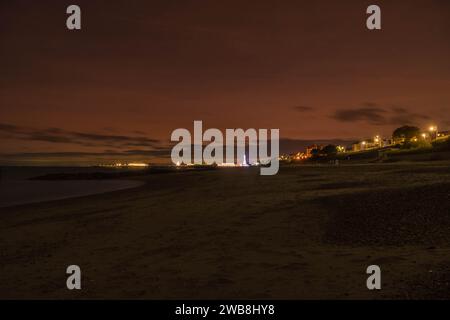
(1, 0), (449, 165)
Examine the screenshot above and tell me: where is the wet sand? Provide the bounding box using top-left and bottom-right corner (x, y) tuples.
(0, 180), (145, 208)
(0, 162), (449, 299)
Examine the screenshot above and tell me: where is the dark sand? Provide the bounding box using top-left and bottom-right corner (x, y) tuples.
(1, 162), (449, 299)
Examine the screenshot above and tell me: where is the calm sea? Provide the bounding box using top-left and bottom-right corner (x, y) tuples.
(0, 166), (144, 208)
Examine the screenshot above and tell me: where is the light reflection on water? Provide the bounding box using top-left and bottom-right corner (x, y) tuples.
(0, 167), (144, 208)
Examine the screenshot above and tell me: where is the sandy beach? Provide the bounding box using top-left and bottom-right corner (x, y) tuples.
(1, 162), (449, 299)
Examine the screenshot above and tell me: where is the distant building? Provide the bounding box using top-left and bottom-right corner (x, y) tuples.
(293, 152), (306, 160)
(381, 138), (394, 147)
(352, 137), (391, 152)
(352, 140), (371, 152)
(305, 144), (322, 157)
(352, 139), (380, 151)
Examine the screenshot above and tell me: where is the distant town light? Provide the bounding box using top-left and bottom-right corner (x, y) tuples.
(218, 162), (237, 167)
(128, 163), (149, 167)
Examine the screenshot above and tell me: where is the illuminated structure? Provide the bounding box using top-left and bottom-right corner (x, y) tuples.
(128, 163), (149, 167)
(101, 162), (149, 168)
(241, 154), (249, 167)
(218, 162), (236, 167)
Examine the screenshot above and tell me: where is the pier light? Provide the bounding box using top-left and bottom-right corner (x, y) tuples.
(128, 163), (149, 167)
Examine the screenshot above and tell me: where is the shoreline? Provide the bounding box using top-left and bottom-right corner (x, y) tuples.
(0, 179), (146, 209)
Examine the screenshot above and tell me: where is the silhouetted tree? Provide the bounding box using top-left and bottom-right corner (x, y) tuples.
(322, 144), (338, 156)
(310, 148), (320, 158)
(392, 125), (420, 141)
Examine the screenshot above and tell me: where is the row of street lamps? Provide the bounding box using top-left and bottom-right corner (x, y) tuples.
(362, 125), (438, 147)
(422, 125), (438, 140)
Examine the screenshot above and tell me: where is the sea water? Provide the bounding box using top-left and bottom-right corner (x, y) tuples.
(0, 166), (144, 208)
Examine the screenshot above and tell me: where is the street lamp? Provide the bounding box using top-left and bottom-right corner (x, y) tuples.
(361, 141), (366, 150)
(374, 135), (380, 147)
(428, 125), (437, 140)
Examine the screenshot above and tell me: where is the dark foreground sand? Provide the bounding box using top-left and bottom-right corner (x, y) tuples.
(1, 162), (449, 299)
